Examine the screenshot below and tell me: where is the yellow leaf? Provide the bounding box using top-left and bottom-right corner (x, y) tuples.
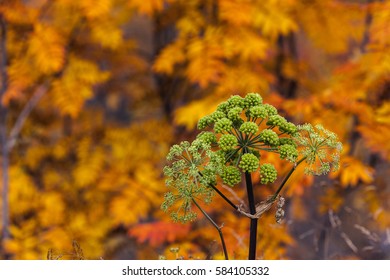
(330, 156), (374, 187)
(28, 23), (65, 74)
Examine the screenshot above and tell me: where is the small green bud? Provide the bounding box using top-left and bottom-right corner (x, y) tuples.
(279, 122), (297, 135)
(197, 132), (217, 145)
(214, 118), (233, 133)
(227, 95), (244, 109)
(210, 111), (226, 122)
(243, 92), (263, 108)
(239, 153), (259, 172)
(198, 116), (212, 129)
(218, 134), (238, 151)
(279, 144), (298, 162)
(259, 129), (279, 146)
(227, 107), (243, 121)
(239, 121), (258, 134)
(266, 115), (287, 127)
(262, 104), (278, 116)
(260, 163), (277, 184)
(221, 166), (241, 186)
(249, 105), (268, 119)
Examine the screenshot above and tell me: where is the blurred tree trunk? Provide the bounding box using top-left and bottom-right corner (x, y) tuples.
(0, 14), (10, 248)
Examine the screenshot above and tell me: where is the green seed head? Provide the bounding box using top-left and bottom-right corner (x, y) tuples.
(260, 163), (277, 184)
(259, 129), (279, 146)
(239, 153), (259, 172)
(218, 134), (238, 151)
(221, 166), (241, 187)
(279, 144), (298, 162)
(214, 118), (233, 133)
(244, 92), (263, 108)
(249, 105), (268, 119)
(239, 121), (258, 135)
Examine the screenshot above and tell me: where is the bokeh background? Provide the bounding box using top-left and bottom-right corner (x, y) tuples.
(0, 0), (389, 260)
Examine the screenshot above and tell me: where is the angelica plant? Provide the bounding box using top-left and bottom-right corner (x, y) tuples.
(162, 93), (342, 260)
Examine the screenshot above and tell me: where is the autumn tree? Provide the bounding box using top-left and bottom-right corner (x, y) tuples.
(0, 0), (389, 260)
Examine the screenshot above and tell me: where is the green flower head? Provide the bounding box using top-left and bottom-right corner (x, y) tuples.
(218, 134), (238, 151)
(260, 163), (277, 184)
(162, 140), (223, 223)
(243, 92), (263, 108)
(214, 118), (233, 133)
(239, 121), (258, 135)
(221, 166), (241, 187)
(295, 123), (342, 175)
(249, 105), (268, 119)
(259, 129), (279, 147)
(239, 153), (259, 172)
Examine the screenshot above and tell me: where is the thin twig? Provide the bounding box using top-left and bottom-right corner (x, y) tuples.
(192, 198), (229, 260)
(7, 84), (48, 150)
(271, 157), (306, 200)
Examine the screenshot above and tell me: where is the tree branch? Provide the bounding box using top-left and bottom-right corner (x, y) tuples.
(6, 84), (48, 151)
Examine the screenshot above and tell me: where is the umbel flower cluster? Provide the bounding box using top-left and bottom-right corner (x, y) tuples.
(162, 93), (342, 223)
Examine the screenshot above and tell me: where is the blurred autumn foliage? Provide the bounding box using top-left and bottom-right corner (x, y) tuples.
(0, 0), (389, 260)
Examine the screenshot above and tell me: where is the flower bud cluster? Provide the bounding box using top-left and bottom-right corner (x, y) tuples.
(239, 121), (258, 134)
(239, 153), (259, 172)
(214, 118), (233, 133)
(243, 92), (263, 108)
(227, 107), (243, 121)
(221, 166), (241, 186)
(249, 105), (268, 119)
(260, 163), (277, 184)
(218, 134), (238, 151)
(279, 144), (298, 162)
(259, 129), (279, 146)
(197, 132), (217, 145)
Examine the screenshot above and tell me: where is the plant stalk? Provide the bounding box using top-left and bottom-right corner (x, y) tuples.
(271, 157), (307, 201)
(192, 198), (229, 260)
(245, 171), (257, 260)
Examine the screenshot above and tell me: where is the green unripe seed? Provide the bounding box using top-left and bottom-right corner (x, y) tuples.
(218, 134), (238, 151)
(260, 163), (277, 184)
(239, 121), (258, 134)
(279, 144), (298, 162)
(221, 166), (241, 186)
(259, 129), (279, 146)
(214, 118), (233, 133)
(249, 105), (268, 119)
(239, 153), (259, 172)
(244, 93), (263, 108)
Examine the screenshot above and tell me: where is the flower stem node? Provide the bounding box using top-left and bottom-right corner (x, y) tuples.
(239, 153), (259, 173)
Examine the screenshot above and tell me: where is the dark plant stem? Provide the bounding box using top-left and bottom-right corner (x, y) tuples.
(209, 184), (238, 211)
(198, 171), (238, 211)
(192, 198), (229, 260)
(245, 171), (257, 260)
(271, 157), (307, 201)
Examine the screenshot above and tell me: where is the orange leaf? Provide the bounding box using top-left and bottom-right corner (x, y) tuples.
(128, 221), (191, 247)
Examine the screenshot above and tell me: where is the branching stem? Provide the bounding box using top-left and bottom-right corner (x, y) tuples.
(192, 198), (229, 260)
